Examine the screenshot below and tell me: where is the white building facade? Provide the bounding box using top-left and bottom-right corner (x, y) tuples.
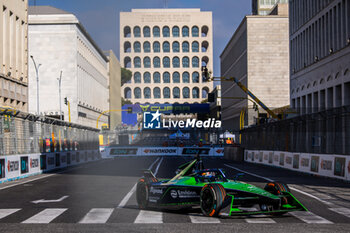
(120, 9), (213, 105)
(28, 6), (109, 128)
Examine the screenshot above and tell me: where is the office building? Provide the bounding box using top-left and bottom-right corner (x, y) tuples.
(252, 0), (288, 15)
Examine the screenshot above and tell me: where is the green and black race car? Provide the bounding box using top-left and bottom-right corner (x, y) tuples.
(136, 157), (307, 217)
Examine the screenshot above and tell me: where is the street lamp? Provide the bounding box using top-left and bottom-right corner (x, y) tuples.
(57, 71), (63, 120)
(30, 55), (41, 115)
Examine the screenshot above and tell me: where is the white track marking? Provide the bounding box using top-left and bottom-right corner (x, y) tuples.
(0, 209), (21, 219)
(224, 164), (333, 206)
(134, 210), (163, 223)
(189, 214), (221, 223)
(239, 207), (276, 223)
(79, 208), (114, 224)
(329, 208), (350, 218)
(31, 195), (69, 204)
(22, 208), (67, 223)
(289, 211), (333, 224)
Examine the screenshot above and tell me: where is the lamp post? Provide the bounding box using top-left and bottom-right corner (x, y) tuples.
(30, 55), (41, 115)
(57, 71), (62, 120)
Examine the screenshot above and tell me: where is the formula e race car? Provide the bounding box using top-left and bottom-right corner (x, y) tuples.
(136, 157), (307, 217)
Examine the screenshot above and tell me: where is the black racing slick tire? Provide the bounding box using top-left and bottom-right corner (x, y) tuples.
(261, 182), (291, 215)
(136, 178), (149, 209)
(200, 183), (226, 217)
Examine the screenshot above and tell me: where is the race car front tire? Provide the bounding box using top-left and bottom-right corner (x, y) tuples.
(136, 178), (149, 209)
(200, 183), (226, 217)
(261, 182), (291, 215)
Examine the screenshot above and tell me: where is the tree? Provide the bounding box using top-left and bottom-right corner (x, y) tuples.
(121, 68), (132, 86)
(122, 97), (132, 106)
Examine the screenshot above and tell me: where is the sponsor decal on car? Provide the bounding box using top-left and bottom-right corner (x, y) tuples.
(170, 190), (199, 199)
(150, 187), (164, 195)
(170, 190), (178, 199)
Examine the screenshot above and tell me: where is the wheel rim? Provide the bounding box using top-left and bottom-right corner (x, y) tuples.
(201, 189), (214, 213)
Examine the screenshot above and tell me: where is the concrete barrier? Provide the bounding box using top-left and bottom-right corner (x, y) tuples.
(224, 146), (244, 161)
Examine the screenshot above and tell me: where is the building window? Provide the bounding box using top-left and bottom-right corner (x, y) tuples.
(192, 87), (199, 98)
(134, 57), (141, 68)
(153, 41), (160, 52)
(182, 57), (189, 68)
(163, 87), (170, 98)
(201, 25), (208, 37)
(133, 26), (141, 37)
(192, 72), (199, 83)
(143, 72), (151, 83)
(173, 72), (180, 83)
(153, 57), (160, 68)
(124, 42), (131, 52)
(192, 26), (199, 37)
(124, 26), (131, 37)
(134, 87), (141, 98)
(143, 41), (150, 53)
(163, 41), (170, 52)
(202, 87), (209, 98)
(133, 42), (141, 52)
(163, 57), (170, 68)
(144, 87), (151, 99)
(124, 87), (131, 98)
(153, 72), (161, 83)
(192, 56), (199, 67)
(143, 26), (150, 37)
(134, 72), (141, 83)
(173, 87), (180, 98)
(163, 72), (170, 83)
(192, 41), (199, 52)
(182, 72), (190, 83)
(182, 41), (189, 52)
(153, 26), (160, 37)
(163, 26), (170, 37)
(183, 87), (190, 98)
(143, 57), (151, 68)
(124, 57), (131, 68)
(153, 87), (161, 98)
(172, 26), (180, 37)
(172, 41), (180, 52)
(172, 57), (180, 68)
(182, 26), (189, 37)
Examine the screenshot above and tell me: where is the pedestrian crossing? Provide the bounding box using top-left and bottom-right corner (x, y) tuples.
(0, 207), (348, 224)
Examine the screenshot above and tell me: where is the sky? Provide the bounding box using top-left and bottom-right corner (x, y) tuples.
(29, 0), (251, 77)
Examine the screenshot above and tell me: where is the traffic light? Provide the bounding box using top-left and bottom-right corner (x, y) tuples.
(127, 107), (133, 114)
(207, 93), (215, 102)
(201, 66), (209, 81)
(64, 97), (68, 105)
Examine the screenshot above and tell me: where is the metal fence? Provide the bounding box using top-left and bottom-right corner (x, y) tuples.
(241, 105), (350, 155)
(0, 107), (100, 156)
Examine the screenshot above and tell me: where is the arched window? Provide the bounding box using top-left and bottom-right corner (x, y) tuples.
(173, 72), (180, 83)
(182, 72), (190, 83)
(163, 41), (170, 52)
(183, 87), (190, 98)
(133, 42), (141, 53)
(143, 57), (151, 68)
(192, 87), (199, 98)
(162, 26), (170, 37)
(192, 26), (199, 37)
(163, 87), (170, 98)
(182, 41), (189, 52)
(172, 26), (179, 37)
(133, 26), (141, 37)
(134, 87), (141, 99)
(192, 72), (199, 83)
(143, 42), (150, 53)
(173, 87), (180, 98)
(153, 57), (160, 68)
(153, 87), (161, 99)
(182, 26), (189, 37)
(153, 26), (160, 37)
(172, 57), (180, 68)
(134, 72), (141, 83)
(153, 41), (160, 52)
(182, 57), (189, 68)
(134, 57), (141, 68)
(163, 57), (170, 68)
(124, 26), (131, 37)
(143, 72), (151, 83)
(201, 25), (209, 37)
(163, 72), (170, 83)
(153, 72), (161, 83)
(144, 87), (151, 99)
(143, 26), (150, 37)
(192, 41), (199, 52)
(172, 41), (180, 52)
(202, 87), (209, 98)
(192, 56), (199, 67)
(124, 57), (131, 68)
(124, 87), (131, 98)
(124, 42), (131, 53)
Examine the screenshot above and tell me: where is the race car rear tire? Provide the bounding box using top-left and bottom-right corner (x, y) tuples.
(200, 183), (226, 217)
(136, 178), (149, 209)
(262, 182), (290, 215)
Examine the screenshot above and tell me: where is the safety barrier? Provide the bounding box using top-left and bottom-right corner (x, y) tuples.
(101, 146), (224, 158)
(244, 150), (350, 181)
(0, 150), (100, 183)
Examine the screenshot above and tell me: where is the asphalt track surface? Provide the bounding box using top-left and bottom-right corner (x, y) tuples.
(0, 156), (349, 233)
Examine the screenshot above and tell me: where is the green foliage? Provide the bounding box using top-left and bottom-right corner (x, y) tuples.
(122, 97), (132, 106)
(121, 68), (132, 86)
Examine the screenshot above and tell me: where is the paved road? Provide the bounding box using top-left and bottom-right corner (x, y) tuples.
(0, 156), (349, 233)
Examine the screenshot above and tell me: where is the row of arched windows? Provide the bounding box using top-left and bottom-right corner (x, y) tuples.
(124, 41), (207, 53)
(130, 56), (204, 68)
(124, 25), (209, 38)
(124, 87), (209, 99)
(133, 71), (202, 84)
